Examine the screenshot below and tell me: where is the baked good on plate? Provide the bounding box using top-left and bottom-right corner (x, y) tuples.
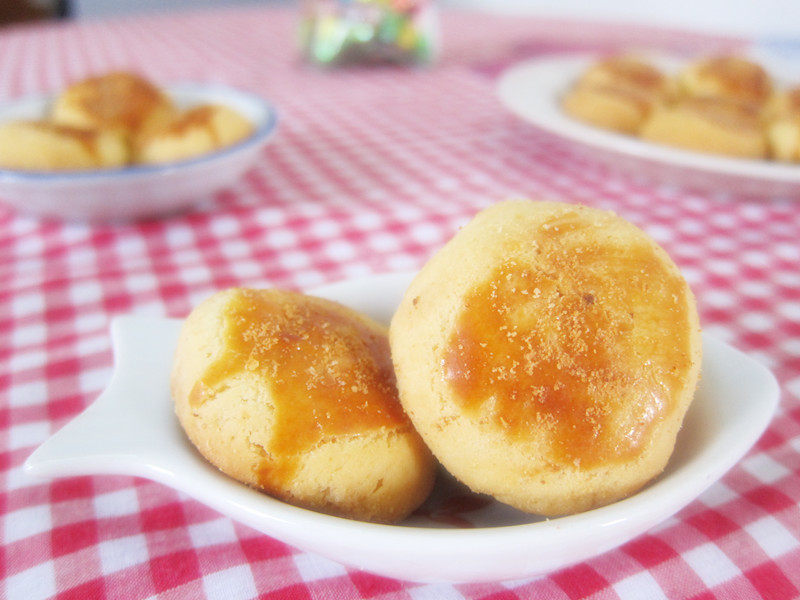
(676, 56), (772, 112)
(562, 56), (672, 134)
(640, 97), (766, 158)
(0, 120), (128, 170)
(767, 87), (800, 162)
(390, 200), (702, 516)
(171, 288), (435, 523)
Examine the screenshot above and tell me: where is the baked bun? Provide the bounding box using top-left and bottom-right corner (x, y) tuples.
(562, 57), (671, 134)
(51, 71), (176, 142)
(0, 120), (128, 170)
(171, 288), (435, 523)
(677, 56), (772, 112)
(579, 56), (672, 97)
(135, 104), (253, 165)
(767, 87), (800, 162)
(640, 97), (766, 158)
(390, 200), (701, 516)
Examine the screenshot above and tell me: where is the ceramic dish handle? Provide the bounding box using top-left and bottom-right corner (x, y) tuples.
(24, 316), (186, 484)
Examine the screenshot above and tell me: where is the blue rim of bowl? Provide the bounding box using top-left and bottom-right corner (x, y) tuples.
(0, 94), (278, 183)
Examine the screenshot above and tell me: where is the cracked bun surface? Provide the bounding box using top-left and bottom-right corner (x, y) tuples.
(390, 200), (702, 516)
(171, 288), (435, 523)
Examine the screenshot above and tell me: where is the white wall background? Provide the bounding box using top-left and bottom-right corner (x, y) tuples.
(445, 0), (800, 37)
(71, 0), (800, 37)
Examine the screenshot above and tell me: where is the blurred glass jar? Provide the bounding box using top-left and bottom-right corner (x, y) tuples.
(300, 0), (438, 66)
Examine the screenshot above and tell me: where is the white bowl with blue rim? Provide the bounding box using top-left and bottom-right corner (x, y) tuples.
(0, 83), (278, 221)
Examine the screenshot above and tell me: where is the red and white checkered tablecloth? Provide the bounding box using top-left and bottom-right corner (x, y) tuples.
(2, 6), (799, 599)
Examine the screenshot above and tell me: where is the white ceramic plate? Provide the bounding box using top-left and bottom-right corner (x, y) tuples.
(0, 84), (278, 221)
(24, 271), (779, 583)
(497, 54), (800, 197)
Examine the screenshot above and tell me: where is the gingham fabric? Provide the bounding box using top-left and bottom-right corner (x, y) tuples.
(2, 6), (799, 600)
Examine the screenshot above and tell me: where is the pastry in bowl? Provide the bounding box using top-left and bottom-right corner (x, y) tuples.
(641, 97), (767, 158)
(0, 120), (128, 170)
(390, 200), (702, 516)
(1, 72), (258, 174)
(171, 288), (435, 523)
(135, 104), (253, 165)
(51, 71), (176, 144)
(562, 56), (672, 134)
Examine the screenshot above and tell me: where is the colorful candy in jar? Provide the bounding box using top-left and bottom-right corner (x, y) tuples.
(300, 0), (438, 66)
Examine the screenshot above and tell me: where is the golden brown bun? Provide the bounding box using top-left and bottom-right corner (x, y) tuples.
(51, 71), (176, 142)
(390, 200), (701, 516)
(768, 119), (800, 162)
(135, 104), (253, 165)
(563, 57), (671, 134)
(678, 56), (772, 111)
(562, 85), (653, 135)
(767, 87), (800, 162)
(766, 86), (800, 118)
(0, 120), (128, 170)
(171, 288), (435, 523)
(641, 97), (766, 158)
(580, 56), (672, 98)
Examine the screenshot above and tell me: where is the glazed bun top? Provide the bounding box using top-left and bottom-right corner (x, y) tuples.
(51, 71), (176, 138)
(581, 56), (671, 98)
(187, 288), (411, 489)
(678, 56), (772, 110)
(398, 200), (701, 470)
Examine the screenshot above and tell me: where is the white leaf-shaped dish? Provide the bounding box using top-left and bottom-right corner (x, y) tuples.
(24, 271), (779, 583)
